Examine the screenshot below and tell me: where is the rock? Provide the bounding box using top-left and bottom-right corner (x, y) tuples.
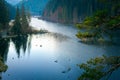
(8, 74), (10, 76)
(40, 45), (42, 47)
(54, 60), (58, 63)
(62, 67), (71, 73)
(62, 71), (66, 73)
(12, 57), (14, 60)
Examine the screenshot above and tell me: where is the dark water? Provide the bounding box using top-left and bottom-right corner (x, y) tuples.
(1, 18), (120, 80)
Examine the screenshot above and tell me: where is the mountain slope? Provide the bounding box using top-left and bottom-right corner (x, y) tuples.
(6, 0), (21, 5)
(6, 2), (16, 19)
(16, 0), (49, 15)
(42, 0), (105, 24)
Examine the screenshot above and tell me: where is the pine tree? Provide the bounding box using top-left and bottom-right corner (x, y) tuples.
(0, 0), (9, 29)
(11, 4), (31, 35)
(21, 4), (29, 33)
(11, 7), (22, 35)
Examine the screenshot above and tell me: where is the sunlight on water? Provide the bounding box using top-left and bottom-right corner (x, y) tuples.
(31, 34), (57, 52)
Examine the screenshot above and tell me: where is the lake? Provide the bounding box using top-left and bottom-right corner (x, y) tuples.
(1, 17), (120, 80)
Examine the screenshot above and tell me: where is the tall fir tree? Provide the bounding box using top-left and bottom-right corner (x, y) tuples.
(0, 0), (9, 29)
(21, 4), (29, 33)
(11, 7), (22, 35)
(11, 4), (31, 35)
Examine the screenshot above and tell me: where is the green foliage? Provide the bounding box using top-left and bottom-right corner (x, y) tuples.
(77, 10), (108, 29)
(76, 0), (120, 41)
(0, 56), (8, 72)
(106, 16), (120, 29)
(76, 9), (120, 41)
(83, 17), (93, 26)
(84, 10), (108, 28)
(76, 32), (95, 39)
(93, 10), (108, 24)
(78, 56), (120, 80)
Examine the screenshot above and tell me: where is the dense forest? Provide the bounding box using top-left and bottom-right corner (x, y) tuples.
(43, 0), (120, 24)
(42, 0), (106, 23)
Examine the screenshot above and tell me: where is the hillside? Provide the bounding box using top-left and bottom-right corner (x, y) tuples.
(42, 0), (105, 24)
(16, 0), (49, 15)
(6, 2), (16, 19)
(6, 0), (21, 5)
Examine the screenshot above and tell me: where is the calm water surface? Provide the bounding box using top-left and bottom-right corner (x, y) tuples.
(2, 18), (120, 80)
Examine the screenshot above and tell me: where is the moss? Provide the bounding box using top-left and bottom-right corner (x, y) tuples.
(76, 32), (95, 39)
(107, 16), (120, 29)
(0, 56), (8, 72)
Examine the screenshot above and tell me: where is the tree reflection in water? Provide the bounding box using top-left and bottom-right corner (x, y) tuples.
(0, 38), (10, 62)
(11, 35), (29, 58)
(0, 38), (10, 79)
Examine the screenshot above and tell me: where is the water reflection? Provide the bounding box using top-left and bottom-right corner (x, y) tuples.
(10, 33), (69, 58)
(0, 38), (10, 79)
(27, 35), (32, 54)
(11, 35), (29, 58)
(0, 38), (10, 62)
